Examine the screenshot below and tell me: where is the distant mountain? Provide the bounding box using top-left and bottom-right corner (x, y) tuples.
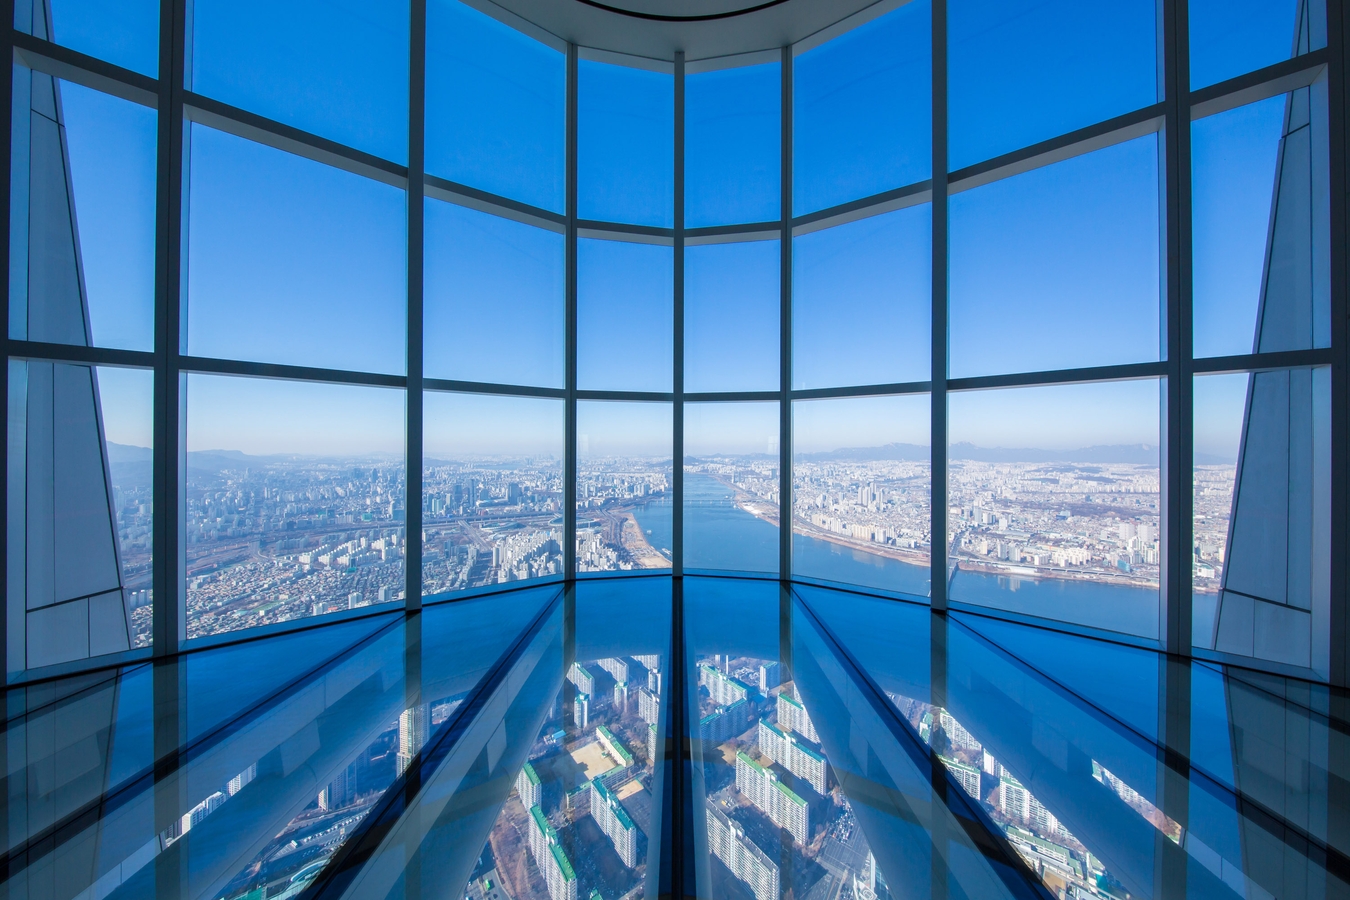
(795, 441), (1229, 465)
(107, 442), (152, 464)
(798, 442), (931, 462)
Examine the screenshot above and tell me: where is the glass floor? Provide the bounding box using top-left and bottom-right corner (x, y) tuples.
(4, 576), (1347, 900)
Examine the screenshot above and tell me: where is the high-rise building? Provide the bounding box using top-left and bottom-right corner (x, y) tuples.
(590, 779), (639, 867)
(777, 691), (819, 743)
(648, 722), (658, 761)
(569, 662), (596, 695)
(758, 719), (827, 794)
(596, 724), (634, 771)
(397, 704), (428, 777)
(596, 656), (630, 683)
(997, 774), (1030, 821)
(574, 692), (589, 729)
(939, 710), (981, 753)
(528, 805), (578, 900)
(700, 697), (750, 744)
(735, 751), (810, 844)
(516, 762), (542, 811)
(706, 802), (780, 900)
(700, 664), (749, 707)
(632, 654), (660, 672)
(637, 686), (660, 726)
(759, 662), (781, 692)
(941, 756), (982, 800)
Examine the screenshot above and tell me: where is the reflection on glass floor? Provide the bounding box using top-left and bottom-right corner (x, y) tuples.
(2, 577), (1347, 900)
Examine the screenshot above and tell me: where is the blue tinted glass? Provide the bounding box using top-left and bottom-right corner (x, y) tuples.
(17, 0), (159, 76)
(948, 380), (1161, 640)
(792, 205), (931, 390)
(186, 126), (406, 374)
(190, 0), (409, 163)
(684, 402), (779, 574)
(794, 1), (931, 214)
(1190, 0), (1314, 89)
(1192, 95), (1300, 358)
(579, 60), (673, 226)
(949, 136), (1161, 378)
(577, 239), (673, 392)
(424, 200), (563, 387)
(685, 240), (778, 393)
(577, 401), (672, 572)
(949, 0), (1156, 170)
(686, 61), (780, 227)
(792, 394), (931, 597)
(425, 0), (564, 212)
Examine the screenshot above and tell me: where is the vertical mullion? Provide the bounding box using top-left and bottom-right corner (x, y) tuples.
(1161, 0), (1193, 657)
(152, 0), (187, 657)
(405, 0), (426, 613)
(1327, 0), (1348, 687)
(673, 53), (685, 577)
(564, 45), (578, 580)
(930, 0), (949, 612)
(0, 0), (14, 678)
(779, 46), (793, 582)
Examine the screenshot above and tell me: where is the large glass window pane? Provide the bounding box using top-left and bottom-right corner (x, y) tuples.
(577, 401), (672, 573)
(189, 0), (409, 163)
(949, 0), (1157, 170)
(185, 125), (406, 374)
(684, 402), (779, 574)
(578, 60), (673, 227)
(686, 61), (780, 227)
(1193, 370), (1329, 669)
(10, 72), (156, 351)
(948, 380), (1161, 640)
(16, 0), (158, 77)
(949, 137), (1161, 378)
(792, 394), (931, 596)
(184, 375), (406, 639)
(1190, 0), (1322, 90)
(424, 200), (563, 388)
(578, 239), (673, 392)
(422, 392), (563, 597)
(8, 361), (153, 668)
(792, 205), (930, 390)
(685, 240), (778, 393)
(1192, 86), (1330, 358)
(794, 1), (931, 215)
(425, 0), (564, 212)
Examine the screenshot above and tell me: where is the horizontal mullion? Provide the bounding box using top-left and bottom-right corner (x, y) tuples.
(684, 390), (781, 402)
(576, 389), (675, 402)
(423, 378), (566, 399)
(685, 221), (781, 243)
(948, 361), (1167, 392)
(7, 340), (155, 368)
(1188, 49), (1328, 119)
(1191, 348), (1332, 374)
(423, 174), (566, 230)
(949, 104), (1165, 193)
(179, 355), (406, 388)
(792, 180), (933, 232)
(11, 31), (158, 106)
(790, 381), (932, 400)
(576, 219), (676, 241)
(183, 92), (408, 187)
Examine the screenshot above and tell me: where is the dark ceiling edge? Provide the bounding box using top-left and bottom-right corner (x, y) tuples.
(569, 0), (792, 23)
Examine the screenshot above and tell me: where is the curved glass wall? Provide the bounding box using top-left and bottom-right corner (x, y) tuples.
(4, 0), (1339, 686)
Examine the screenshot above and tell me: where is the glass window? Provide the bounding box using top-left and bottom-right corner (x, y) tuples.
(949, 0), (1157, 170)
(792, 205), (930, 390)
(685, 240), (778, 393)
(577, 238), (673, 392)
(684, 402), (779, 575)
(189, 0), (409, 163)
(1193, 86), (1330, 358)
(15, 0), (159, 77)
(949, 136), (1161, 378)
(8, 361), (153, 668)
(185, 125), (407, 374)
(10, 72), (156, 351)
(794, 1), (931, 215)
(424, 200), (564, 388)
(947, 380), (1161, 640)
(792, 394), (931, 597)
(686, 61), (780, 227)
(578, 60), (673, 227)
(577, 401), (672, 573)
(184, 375), (406, 639)
(1190, 0), (1322, 90)
(1193, 369), (1329, 668)
(423, 392), (563, 598)
(425, 0), (564, 212)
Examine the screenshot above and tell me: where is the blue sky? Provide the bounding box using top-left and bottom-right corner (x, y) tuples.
(45, 0), (1307, 458)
